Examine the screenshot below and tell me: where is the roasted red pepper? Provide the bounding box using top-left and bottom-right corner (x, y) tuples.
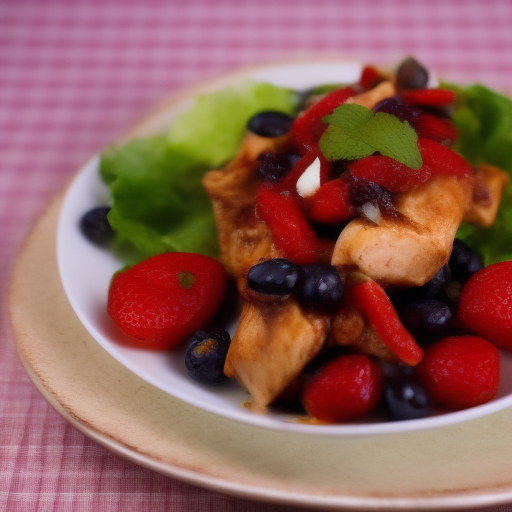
(255, 183), (319, 264)
(418, 137), (472, 179)
(307, 175), (355, 224)
(415, 112), (458, 147)
(399, 88), (456, 109)
(350, 276), (423, 366)
(291, 86), (358, 154)
(348, 154), (432, 193)
(359, 66), (384, 90)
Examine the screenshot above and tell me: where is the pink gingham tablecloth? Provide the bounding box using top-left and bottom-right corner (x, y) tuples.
(1, 1), (512, 511)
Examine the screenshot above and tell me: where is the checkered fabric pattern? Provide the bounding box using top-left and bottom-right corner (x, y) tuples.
(1, 0), (512, 510)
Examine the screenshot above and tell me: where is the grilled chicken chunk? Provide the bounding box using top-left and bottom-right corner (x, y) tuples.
(204, 133), (330, 407)
(224, 298), (329, 408)
(464, 163), (509, 228)
(331, 175), (473, 287)
(202, 133), (286, 284)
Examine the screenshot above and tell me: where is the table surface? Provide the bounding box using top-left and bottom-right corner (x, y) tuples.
(2, 1), (512, 511)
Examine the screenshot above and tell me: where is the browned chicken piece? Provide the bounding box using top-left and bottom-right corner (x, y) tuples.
(224, 298), (330, 408)
(348, 80), (395, 108)
(203, 132), (330, 408)
(464, 163), (509, 228)
(331, 175), (473, 287)
(202, 133), (287, 284)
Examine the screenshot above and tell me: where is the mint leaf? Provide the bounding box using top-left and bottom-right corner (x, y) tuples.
(319, 103), (422, 169)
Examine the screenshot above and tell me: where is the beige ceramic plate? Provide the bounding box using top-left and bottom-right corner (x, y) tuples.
(9, 61), (512, 510)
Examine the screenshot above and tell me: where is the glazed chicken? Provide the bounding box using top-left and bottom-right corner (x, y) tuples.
(202, 85), (507, 409)
(203, 134), (330, 406)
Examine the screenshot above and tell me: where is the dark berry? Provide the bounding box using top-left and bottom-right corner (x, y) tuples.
(399, 299), (452, 340)
(247, 258), (299, 296)
(80, 206), (114, 246)
(257, 151), (296, 183)
(184, 330), (231, 385)
(384, 373), (432, 421)
(347, 177), (400, 220)
(247, 111), (294, 137)
(373, 97), (423, 130)
(395, 57), (429, 90)
(449, 238), (484, 284)
(296, 264), (343, 310)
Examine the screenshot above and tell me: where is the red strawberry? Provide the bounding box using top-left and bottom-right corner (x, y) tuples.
(301, 354), (382, 422)
(107, 252), (228, 350)
(458, 261), (512, 350)
(415, 336), (500, 409)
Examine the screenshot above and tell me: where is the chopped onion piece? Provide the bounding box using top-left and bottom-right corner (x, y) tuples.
(360, 202), (381, 225)
(296, 157), (321, 198)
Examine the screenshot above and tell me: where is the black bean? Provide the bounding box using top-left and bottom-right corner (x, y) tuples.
(247, 258), (299, 296)
(396, 57), (429, 90)
(79, 206), (114, 246)
(449, 238), (484, 284)
(247, 111), (294, 137)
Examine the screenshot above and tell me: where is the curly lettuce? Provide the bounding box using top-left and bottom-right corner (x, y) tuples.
(442, 83), (512, 265)
(99, 82), (300, 262)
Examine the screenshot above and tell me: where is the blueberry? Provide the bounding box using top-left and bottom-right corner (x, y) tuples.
(418, 266), (449, 300)
(399, 299), (452, 340)
(79, 206), (114, 246)
(388, 266), (449, 308)
(247, 258), (299, 296)
(395, 57), (429, 90)
(449, 238), (484, 284)
(296, 264), (344, 310)
(184, 330), (231, 385)
(247, 111), (294, 137)
(384, 372), (432, 421)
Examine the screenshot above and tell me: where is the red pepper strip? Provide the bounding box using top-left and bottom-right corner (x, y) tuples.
(351, 277), (423, 366)
(307, 175), (355, 224)
(359, 66), (384, 90)
(418, 138), (472, 179)
(291, 86), (358, 154)
(348, 155), (432, 193)
(415, 112), (458, 147)
(399, 88), (456, 108)
(255, 184), (319, 265)
(279, 146), (331, 194)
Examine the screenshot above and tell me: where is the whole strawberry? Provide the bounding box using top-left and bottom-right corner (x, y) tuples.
(458, 261), (512, 350)
(107, 252), (228, 350)
(415, 336), (500, 409)
(301, 354), (382, 423)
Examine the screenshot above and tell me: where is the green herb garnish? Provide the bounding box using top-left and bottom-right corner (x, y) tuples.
(319, 103), (422, 169)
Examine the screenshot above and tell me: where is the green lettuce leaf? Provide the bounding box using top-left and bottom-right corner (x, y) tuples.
(442, 82), (512, 264)
(100, 82), (300, 263)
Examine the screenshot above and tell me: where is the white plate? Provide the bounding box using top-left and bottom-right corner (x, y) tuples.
(56, 60), (512, 436)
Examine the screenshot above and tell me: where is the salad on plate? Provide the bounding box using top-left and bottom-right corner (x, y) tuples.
(78, 57), (512, 426)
